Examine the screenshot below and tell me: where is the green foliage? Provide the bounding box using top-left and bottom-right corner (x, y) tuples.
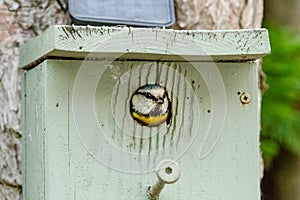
(261, 24), (300, 168)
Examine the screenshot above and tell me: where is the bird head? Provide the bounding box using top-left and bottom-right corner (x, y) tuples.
(130, 84), (172, 127)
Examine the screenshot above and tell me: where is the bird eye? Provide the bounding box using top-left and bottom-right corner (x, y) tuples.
(144, 93), (153, 99)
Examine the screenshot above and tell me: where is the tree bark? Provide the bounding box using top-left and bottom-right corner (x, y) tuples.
(0, 0), (67, 199)
(173, 0), (263, 30)
(264, 0), (300, 33)
(0, 0), (263, 199)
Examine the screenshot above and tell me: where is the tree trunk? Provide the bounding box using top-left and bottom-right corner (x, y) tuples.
(173, 0), (263, 29)
(0, 0), (263, 199)
(264, 0), (300, 33)
(0, 1), (67, 199)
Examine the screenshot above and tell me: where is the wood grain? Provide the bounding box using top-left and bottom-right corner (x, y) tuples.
(22, 60), (261, 199)
(19, 25), (271, 69)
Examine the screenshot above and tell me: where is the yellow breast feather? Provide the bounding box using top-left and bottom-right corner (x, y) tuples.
(131, 111), (169, 127)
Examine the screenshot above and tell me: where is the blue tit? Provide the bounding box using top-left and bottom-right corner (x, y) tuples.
(130, 84), (172, 127)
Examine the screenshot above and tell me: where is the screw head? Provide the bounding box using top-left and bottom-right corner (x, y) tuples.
(240, 92), (251, 104)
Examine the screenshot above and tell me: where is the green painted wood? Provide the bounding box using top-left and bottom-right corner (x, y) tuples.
(22, 60), (260, 199)
(19, 25), (271, 69)
(21, 26), (269, 200)
(22, 64), (47, 200)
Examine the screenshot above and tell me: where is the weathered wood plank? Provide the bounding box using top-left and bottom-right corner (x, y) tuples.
(44, 60), (73, 199)
(19, 25), (270, 69)
(23, 59), (260, 199)
(22, 63), (46, 200)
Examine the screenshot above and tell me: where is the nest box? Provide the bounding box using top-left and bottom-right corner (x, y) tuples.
(20, 25), (270, 200)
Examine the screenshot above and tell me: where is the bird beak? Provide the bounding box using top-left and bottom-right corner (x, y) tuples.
(157, 98), (164, 104)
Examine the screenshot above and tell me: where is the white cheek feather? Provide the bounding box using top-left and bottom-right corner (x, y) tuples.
(132, 94), (156, 114)
(132, 86), (170, 116)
